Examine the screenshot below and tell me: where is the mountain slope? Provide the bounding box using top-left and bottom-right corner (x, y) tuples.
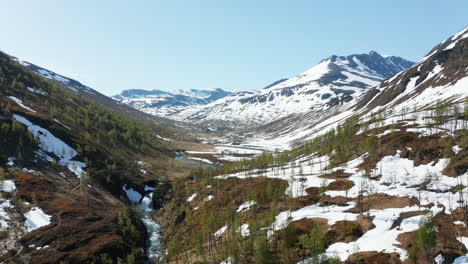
(168, 51), (413, 128)
(10, 57), (184, 130)
(113, 88), (233, 117)
(155, 27), (468, 264)
(0, 50), (178, 263)
(238, 28), (468, 150)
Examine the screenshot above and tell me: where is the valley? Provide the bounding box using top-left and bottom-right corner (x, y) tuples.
(0, 16), (467, 264)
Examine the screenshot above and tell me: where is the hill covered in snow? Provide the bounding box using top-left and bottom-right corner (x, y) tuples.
(113, 88), (233, 117)
(159, 51), (413, 128)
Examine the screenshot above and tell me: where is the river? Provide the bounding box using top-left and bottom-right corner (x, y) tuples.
(122, 185), (165, 263)
(125, 148), (259, 262)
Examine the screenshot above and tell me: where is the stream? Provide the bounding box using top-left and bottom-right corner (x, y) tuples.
(123, 155), (216, 263)
(175, 155), (218, 168)
(123, 185), (164, 263)
(123, 148), (258, 262)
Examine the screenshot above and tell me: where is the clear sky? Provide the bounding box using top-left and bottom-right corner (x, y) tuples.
(1, 0), (467, 95)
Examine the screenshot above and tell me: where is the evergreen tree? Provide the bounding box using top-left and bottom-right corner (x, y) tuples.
(299, 223), (326, 263)
(254, 231), (274, 264)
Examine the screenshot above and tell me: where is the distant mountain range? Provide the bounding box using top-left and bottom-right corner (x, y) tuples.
(113, 88), (232, 117)
(114, 51), (414, 128)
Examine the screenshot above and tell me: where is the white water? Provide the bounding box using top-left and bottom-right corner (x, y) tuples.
(123, 185), (164, 263)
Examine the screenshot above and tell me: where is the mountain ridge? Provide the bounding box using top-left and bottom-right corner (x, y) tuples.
(113, 87), (233, 117)
(163, 51), (414, 129)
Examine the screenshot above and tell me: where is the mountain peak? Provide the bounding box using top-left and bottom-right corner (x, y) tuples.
(368, 50), (382, 57)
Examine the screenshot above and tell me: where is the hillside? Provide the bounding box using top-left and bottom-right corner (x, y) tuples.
(0, 50), (182, 263)
(238, 28), (468, 150)
(11, 57), (189, 132)
(152, 27), (468, 264)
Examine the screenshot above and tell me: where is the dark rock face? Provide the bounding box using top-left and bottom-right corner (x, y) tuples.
(324, 51), (413, 79)
(151, 182), (173, 210)
(263, 78), (288, 89)
(316, 51), (414, 88)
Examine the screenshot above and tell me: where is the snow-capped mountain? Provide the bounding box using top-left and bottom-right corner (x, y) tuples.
(244, 26), (468, 149)
(164, 51), (413, 127)
(113, 88), (232, 117)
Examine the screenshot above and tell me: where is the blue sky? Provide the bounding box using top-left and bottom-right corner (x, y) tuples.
(1, 1), (467, 95)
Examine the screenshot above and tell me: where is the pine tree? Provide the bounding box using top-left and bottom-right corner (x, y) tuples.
(414, 214), (437, 263)
(254, 231), (274, 264)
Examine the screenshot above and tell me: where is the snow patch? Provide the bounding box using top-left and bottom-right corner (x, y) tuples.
(214, 225), (228, 237)
(237, 224), (250, 237)
(187, 193), (197, 202)
(8, 96), (37, 113)
(204, 195), (214, 201)
(24, 207), (51, 231)
(1, 180), (16, 192)
(27, 87), (47, 96)
(12, 114), (87, 178)
(236, 201), (256, 213)
(122, 185), (142, 203)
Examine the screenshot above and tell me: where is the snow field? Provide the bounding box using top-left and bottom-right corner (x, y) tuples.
(12, 114), (87, 178)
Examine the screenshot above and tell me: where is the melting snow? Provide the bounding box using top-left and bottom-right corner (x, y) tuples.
(214, 225), (228, 237)
(24, 207), (51, 231)
(156, 135), (173, 141)
(325, 207), (429, 261)
(204, 195), (214, 201)
(220, 257), (232, 264)
(453, 145), (462, 154)
(6, 157), (15, 166)
(27, 87), (47, 96)
(0, 199), (14, 230)
(236, 201), (256, 213)
(8, 96), (37, 113)
(122, 185), (142, 203)
(187, 193), (197, 202)
(1, 180), (16, 192)
(12, 114), (87, 178)
(188, 157), (213, 164)
(453, 256), (468, 264)
(237, 224), (250, 237)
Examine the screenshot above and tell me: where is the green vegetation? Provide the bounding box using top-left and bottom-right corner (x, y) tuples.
(0, 230), (8, 240)
(409, 214), (437, 264)
(166, 100), (468, 263)
(299, 223), (326, 263)
(0, 51), (175, 194)
(0, 51), (176, 263)
(254, 231), (274, 264)
(0, 117), (38, 165)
